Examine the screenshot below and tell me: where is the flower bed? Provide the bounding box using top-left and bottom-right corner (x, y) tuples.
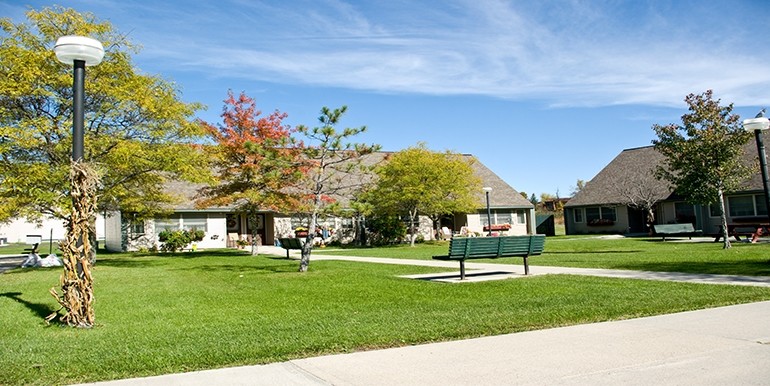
(483, 223), (511, 231)
(588, 218), (614, 226)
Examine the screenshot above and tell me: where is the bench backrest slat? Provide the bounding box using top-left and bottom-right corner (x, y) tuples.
(653, 223), (695, 233)
(445, 235), (545, 259)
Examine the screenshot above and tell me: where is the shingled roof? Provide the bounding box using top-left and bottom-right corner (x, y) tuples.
(165, 151), (532, 211)
(566, 130), (770, 208)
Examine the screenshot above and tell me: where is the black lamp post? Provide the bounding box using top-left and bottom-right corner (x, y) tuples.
(483, 187), (492, 236)
(743, 112), (770, 226)
(54, 36), (104, 161)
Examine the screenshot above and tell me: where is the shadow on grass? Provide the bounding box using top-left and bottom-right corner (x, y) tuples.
(96, 249), (252, 268)
(96, 258), (164, 268)
(545, 250), (643, 255)
(1, 291), (60, 323)
(611, 260), (770, 276)
(176, 264), (298, 274)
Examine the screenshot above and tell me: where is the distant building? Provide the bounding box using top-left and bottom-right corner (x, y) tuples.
(564, 136), (770, 235)
(105, 152), (537, 251)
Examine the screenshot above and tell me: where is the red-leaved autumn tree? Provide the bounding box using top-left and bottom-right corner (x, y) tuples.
(197, 90), (305, 255)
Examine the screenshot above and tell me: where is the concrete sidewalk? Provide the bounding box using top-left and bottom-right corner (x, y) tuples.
(78, 301), (770, 385)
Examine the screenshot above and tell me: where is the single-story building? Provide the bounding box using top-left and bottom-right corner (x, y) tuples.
(0, 215), (105, 246)
(105, 152), (536, 251)
(564, 135), (770, 236)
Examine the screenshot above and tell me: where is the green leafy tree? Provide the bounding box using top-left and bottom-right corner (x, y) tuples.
(365, 143), (481, 246)
(295, 106), (380, 271)
(0, 6), (209, 223)
(570, 179), (586, 196)
(197, 91), (305, 256)
(653, 90), (753, 249)
(0, 7), (209, 327)
(529, 193), (539, 206)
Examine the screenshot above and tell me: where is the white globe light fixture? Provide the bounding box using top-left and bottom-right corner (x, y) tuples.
(53, 36), (104, 162)
(54, 36), (104, 66)
(743, 117), (770, 132)
(743, 113), (770, 227)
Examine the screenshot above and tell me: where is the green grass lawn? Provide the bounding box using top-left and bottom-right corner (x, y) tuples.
(0, 242), (62, 256)
(316, 236), (770, 276)
(2, 244), (770, 385)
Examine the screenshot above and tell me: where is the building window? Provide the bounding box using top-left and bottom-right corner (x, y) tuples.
(182, 213), (208, 232)
(728, 195), (769, 217)
(709, 204), (721, 218)
(155, 215), (180, 232)
(585, 207), (600, 222)
(130, 220), (145, 235)
(573, 208), (583, 223)
(757, 195), (768, 216)
(601, 207), (616, 221)
(674, 202), (696, 224)
(516, 210), (526, 224)
(497, 212), (512, 225)
(585, 206), (615, 225)
(729, 195), (754, 217)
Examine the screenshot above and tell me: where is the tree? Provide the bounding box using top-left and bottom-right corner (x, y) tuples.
(608, 162), (668, 234)
(295, 106), (379, 271)
(364, 143), (481, 246)
(0, 7), (209, 223)
(653, 90), (753, 249)
(528, 193), (539, 206)
(571, 179), (586, 196)
(197, 91), (304, 256)
(0, 7), (209, 327)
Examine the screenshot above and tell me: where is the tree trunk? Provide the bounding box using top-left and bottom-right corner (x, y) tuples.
(409, 208), (418, 247)
(299, 211), (317, 272)
(356, 215), (367, 246)
(646, 206), (655, 235)
(50, 161), (98, 328)
(432, 216), (442, 241)
(718, 188), (731, 249)
(248, 211), (260, 256)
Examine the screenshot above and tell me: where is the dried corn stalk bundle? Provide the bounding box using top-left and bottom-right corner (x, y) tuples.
(49, 161), (99, 328)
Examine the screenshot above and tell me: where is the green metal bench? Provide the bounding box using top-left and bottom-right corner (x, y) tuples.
(653, 223), (701, 241)
(278, 238), (305, 258)
(432, 235), (545, 279)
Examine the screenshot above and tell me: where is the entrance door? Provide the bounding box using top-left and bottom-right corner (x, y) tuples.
(245, 214), (266, 246)
(226, 214), (240, 248)
(627, 207), (648, 234)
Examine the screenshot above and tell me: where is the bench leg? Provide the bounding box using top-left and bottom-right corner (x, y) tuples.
(286, 249), (290, 259)
(460, 261), (465, 280)
(523, 255), (529, 275)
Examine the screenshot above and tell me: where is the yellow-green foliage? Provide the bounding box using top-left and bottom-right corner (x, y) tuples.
(365, 143), (482, 220)
(0, 6), (211, 222)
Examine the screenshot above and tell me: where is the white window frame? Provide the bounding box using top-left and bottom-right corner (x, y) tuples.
(573, 208), (584, 223)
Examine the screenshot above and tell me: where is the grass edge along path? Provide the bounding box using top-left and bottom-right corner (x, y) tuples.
(2, 251), (770, 385)
(314, 237), (770, 276)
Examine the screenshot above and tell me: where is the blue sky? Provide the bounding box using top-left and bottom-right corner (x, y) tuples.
(4, 1), (770, 197)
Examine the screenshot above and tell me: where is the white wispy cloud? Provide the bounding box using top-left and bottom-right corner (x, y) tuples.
(64, 0), (770, 107)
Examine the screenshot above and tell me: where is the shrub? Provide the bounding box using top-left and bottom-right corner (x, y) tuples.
(157, 229), (205, 252)
(367, 215), (406, 246)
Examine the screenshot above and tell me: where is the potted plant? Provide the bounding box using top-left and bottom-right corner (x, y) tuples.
(294, 227), (309, 238)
